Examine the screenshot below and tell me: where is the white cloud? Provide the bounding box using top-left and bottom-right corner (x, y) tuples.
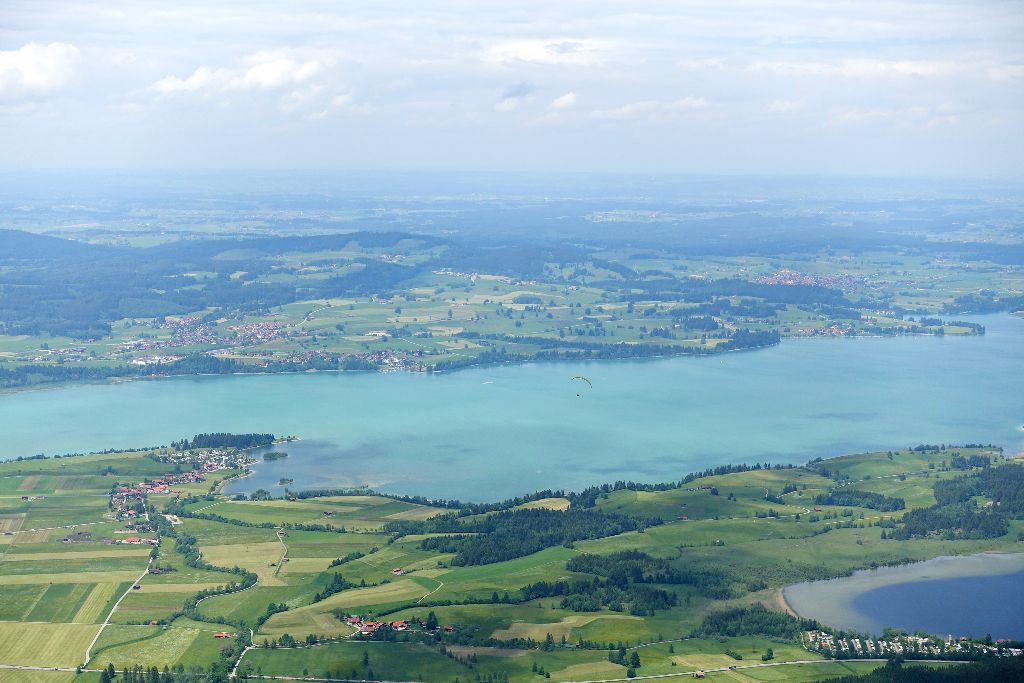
(591, 100), (659, 120)
(549, 92), (577, 110)
(152, 65), (233, 94)
(766, 99), (804, 114)
(750, 59), (955, 79)
(152, 50), (333, 95)
(240, 51), (324, 89)
(663, 97), (708, 112)
(483, 39), (604, 67)
(987, 64), (1024, 80)
(494, 97), (520, 112)
(591, 97), (707, 121)
(0, 42), (80, 101)
(676, 58), (726, 71)
(827, 108), (891, 126)
(1, 1), (1021, 174)
(494, 82), (536, 113)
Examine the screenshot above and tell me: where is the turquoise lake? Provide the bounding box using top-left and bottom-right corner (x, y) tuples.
(784, 553), (1024, 639)
(1, 314), (1022, 501)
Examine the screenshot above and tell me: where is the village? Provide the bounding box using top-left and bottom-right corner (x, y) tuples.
(148, 445), (257, 472)
(106, 473), (202, 545)
(752, 269), (866, 291)
(343, 614), (454, 638)
(803, 630), (1024, 660)
(105, 446), (253, 544)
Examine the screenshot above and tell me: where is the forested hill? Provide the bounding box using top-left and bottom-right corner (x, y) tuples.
(0, 229), (114, 260)
(0, 229), (443, 338)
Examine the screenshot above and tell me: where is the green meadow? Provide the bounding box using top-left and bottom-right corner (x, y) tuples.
(0, 444), (1017, 682)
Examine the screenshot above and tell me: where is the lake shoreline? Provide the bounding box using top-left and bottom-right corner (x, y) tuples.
(783, 552), (1024, 638)
(0, 323), (987, 398)
(2, 313), (1020, 500)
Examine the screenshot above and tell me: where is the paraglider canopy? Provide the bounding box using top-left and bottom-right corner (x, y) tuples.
(571, 375), (592, 396)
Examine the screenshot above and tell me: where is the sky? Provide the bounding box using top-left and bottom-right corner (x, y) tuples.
(0, 1), (1022, 176)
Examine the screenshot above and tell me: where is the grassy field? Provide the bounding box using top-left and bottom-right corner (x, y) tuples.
(236, 639), (900, 683)
(260, 579), (432, 636)
(0, 622), (99, 667)
(4, 227), (1017, 382)
(90, 617), (228, 670)
(0, 672), (77, 683)
(0, 445), (1018, 682)
(201, 541), (286, 586)
(187, 494), (446, 531)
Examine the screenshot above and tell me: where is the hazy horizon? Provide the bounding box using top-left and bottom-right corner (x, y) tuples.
(2, 1), (1022, 177)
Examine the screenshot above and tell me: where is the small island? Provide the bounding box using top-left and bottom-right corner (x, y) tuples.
(262, 451), (289, 461)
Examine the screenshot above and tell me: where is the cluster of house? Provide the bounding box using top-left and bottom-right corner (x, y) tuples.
(110, 470), (210, 525)
(111, 472), (202, 509)
(104, 482), (158, 542)
(804, 630), (1023, 659)
(370, 349), (426, 372)
(129, 354), (184, 366)
(808, 323), (856, 337)
(118, 536), (159, 546)
(345, 615), (454, 636)
(262, 348), (426, 372)
(223, 321), (289, 344)
(33, 346), (89, 363)
(752, 269), (865, 290)
(110, 487), (147, 520)
(346, 617), (410, 635)
(150, 448), (252, 473)
(433, 268), (480, 282)
(130, 317), (289, 354)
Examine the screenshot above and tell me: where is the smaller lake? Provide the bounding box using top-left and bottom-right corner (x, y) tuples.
(784, 553), (1024, 639)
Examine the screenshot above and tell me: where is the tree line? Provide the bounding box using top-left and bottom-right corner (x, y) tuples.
(814, 489), (905, 511)
(891, 464), (1024, 540)
(393, 508), (659, 566)
(171, 433), (275, 450)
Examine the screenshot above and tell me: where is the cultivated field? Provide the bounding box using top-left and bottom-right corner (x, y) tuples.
(0, 445), (1017, 681)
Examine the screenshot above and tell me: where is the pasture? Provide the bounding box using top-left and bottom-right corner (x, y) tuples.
(187, 494), (446, 531)
(0, 444), (1016, 681)
(90, 617), (227, 670)
(260, 579), (432, 636)
(0, 622), (99, 667)
(201, 541), (286, 586)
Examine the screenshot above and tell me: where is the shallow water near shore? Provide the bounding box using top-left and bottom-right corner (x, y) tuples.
(1, 314), (1022, 501)
(784, 553), (1024, 639)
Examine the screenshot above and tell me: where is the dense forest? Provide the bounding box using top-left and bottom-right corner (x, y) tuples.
(4, 219), (1018, 343)
(391, 508), (659, 566)
(892, 464), (1024, 540)
(0, 350), (376, 389)
(814, 489), (906, 511)
(0, 230), (441, 338)
(519, 576), (678, 616)
(565, 550), (737, 599)
(170, 433), (275, 450)
(932, 463), (1024, 513)
(692, 605), (816, 639)
(820, 656), (1024, 682)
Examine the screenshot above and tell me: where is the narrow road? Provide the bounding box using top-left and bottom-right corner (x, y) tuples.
(415, 577), (445, 604)
(192, 500), (225, 513)
(273, 528), (288, 579)
(230, 629), (256, 679)
(222, 658), (972, 681)
(83, 559), (153, 666)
